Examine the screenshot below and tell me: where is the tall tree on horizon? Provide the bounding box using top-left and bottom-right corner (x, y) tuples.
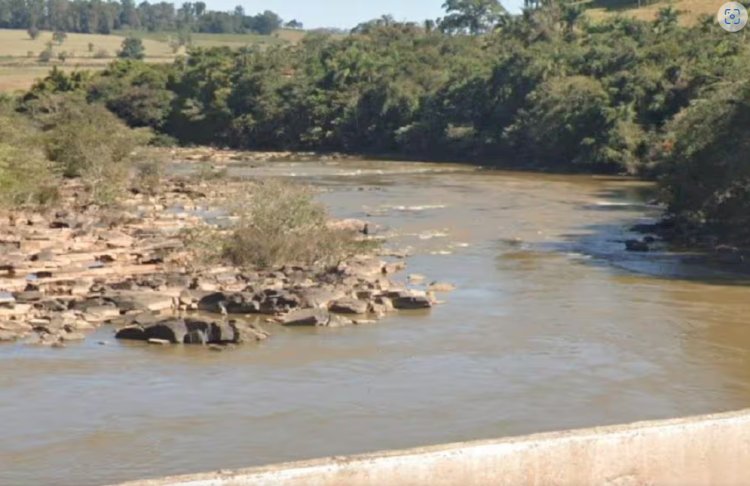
(440, 0), (507, 35)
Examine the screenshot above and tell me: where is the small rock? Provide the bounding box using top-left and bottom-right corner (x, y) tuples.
(408, 274), (426, 283)
(0, 292), (15, 306)
(428, 282), (456, 292)
(13, 290), (44, 303)
(101, 231), (134, 249)
(282, 309), (331, 326)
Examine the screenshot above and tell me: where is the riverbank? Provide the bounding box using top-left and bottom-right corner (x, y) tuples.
(0, 159), (446, 347)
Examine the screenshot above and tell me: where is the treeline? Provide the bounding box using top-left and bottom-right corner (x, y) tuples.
(0, 0), (285, 35)
(16, 0), (750, 246)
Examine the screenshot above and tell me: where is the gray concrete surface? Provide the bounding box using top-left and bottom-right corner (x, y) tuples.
(116, 409), (750, 486)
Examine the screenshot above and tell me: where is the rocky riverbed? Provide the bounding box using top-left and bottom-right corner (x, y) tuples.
(0, 154), (447, 348)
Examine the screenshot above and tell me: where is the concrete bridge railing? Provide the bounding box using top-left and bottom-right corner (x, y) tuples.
(117, 409), (750, 486)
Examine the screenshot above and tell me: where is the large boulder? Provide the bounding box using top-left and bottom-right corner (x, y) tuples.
(257, 289), (300, 314)
(388, 291), (432, 310)
(197, 292), (260, 314)
(329, 298), (368, 315)
(145, 319), (189, 343)
(107, 292), (174, 313)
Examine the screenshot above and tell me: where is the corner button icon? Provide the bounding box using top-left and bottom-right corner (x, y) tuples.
(719, 2), (748, 32)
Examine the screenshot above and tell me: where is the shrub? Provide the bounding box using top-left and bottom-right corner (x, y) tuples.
(93, 48), (110, 59)
(195, 162), (228, 180)
(27, 27), (40, 40)
(133, 157), (164, 195)
(52, 30), (67, 45)
(0, 112), (58, 209)
(38, 48), (53, 63)
(36, 96), (150, 204)
(221, 180), (368, 269)
(0, 145), (59, 209)
(118, 37), (145, 60)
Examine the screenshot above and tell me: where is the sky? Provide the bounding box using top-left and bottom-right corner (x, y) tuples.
(203, 0), (526, 29)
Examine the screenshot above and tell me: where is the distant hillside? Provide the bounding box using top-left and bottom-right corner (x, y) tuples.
(586, 0), (724, 25)
(0, 28), (307, 92)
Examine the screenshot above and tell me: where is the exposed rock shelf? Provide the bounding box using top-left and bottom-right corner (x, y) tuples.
(0, 169), (451, 349)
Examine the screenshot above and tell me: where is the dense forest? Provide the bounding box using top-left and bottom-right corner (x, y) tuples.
(6, 0), (750, 247)
(0, 0), (288, 35)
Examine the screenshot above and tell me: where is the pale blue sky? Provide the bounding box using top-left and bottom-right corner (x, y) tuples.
(203, 0), (525, 29)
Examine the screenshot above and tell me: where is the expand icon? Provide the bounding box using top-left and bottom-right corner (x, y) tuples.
(718, 2), (748, 32)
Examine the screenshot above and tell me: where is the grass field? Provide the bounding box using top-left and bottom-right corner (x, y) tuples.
(586, 0), (724, 25)
(0, 28), (306, 92)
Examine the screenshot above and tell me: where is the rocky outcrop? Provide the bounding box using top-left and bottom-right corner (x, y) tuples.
(115, 316), (268, 345)
(0, 170), (447, 348)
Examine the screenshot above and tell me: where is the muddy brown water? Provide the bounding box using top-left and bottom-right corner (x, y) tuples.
(2, 160), (750, 486)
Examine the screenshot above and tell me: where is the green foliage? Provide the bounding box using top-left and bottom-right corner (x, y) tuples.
(440, 0), (507, 35)
(0, 0), (284, 36)
(35, 95), (149, 204)
(133, 157), (164, 195)
(118, 36), (145, 60)
(52, 30), (67, 44)
(506, 75), (620, 169)
(222, 180), (366, 269)
(658, 81), (750, 244)
(0, 110), (58, 209)
(88, 60), (174, 129)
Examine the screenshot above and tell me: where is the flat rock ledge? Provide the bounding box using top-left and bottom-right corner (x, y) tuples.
(0, 175), (448, 349)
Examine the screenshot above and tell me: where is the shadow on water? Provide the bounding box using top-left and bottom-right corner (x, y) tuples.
(495, 185), (750, 287)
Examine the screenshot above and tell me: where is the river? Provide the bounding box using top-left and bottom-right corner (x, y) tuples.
(2, 159), (750, 486)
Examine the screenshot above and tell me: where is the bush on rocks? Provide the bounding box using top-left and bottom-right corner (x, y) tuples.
(222, 180), (370, 270)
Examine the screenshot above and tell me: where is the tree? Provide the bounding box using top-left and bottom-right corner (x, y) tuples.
(194, 1), (206, 17)
(52, 29), (67, 44)
(250, 10), (282, 35)
(439, 0), (507, 35)
(118, 36), (145, 59)
(285, 19), (303, 29)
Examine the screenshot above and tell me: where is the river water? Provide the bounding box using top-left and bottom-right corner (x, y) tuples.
(2, 160), (750, 486)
